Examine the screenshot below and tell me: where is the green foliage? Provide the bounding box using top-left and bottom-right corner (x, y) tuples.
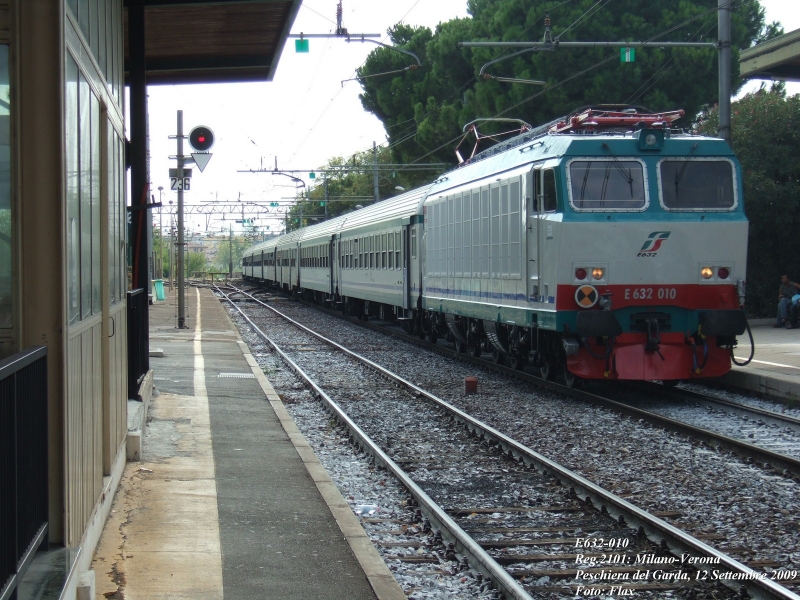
(696, 88), (800, 317)
(285, 146), (427, 231)
(358, 0), (773, 166)
(214, 235), (250, 272)
(187, 251), (207, 277)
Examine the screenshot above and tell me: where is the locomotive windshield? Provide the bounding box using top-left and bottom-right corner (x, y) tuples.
(568, 159), (647, 210)
(659, 159), (736, 210)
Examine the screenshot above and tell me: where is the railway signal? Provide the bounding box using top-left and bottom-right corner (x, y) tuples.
(189, 126), (214, 151)
(188, 126), (214, 172)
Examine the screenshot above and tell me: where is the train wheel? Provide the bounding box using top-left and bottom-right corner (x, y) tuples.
(491, 349), (505, 365)
(468, 340), (482, 357)
(538, 361), (552, 381)
(429, 329), (438, 344)
(454, 340), (467, 354)
(563, 366), (582, 388)
(509, 352), (526, 371)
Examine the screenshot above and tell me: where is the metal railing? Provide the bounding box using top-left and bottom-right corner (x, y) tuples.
(0, 346), (48, 600)
(127, 288), (149, 399)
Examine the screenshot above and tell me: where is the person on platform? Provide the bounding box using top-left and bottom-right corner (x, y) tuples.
(775, 274), (800, 328)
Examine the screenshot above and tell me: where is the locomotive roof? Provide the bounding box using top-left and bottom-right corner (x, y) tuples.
(427, 125), (733, 199)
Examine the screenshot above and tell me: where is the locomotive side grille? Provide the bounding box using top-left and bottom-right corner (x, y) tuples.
(629, 312), (672, 331)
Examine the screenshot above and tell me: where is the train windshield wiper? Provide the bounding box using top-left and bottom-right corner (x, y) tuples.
(601, 143), (633, 197)
(674, 143), (699, 199)
(580, 162), (591, 202)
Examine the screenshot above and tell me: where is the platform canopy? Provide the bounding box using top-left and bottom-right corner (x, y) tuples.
(123, 0), (302, 84)
(740, 28), (800, 83)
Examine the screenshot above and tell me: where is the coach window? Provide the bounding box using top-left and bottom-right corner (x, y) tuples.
(381, 234), (387, 269)
(395, 231), (401, 268)
(658, 159), (736, 210)
(369, 237), (374, 269)
(568, 159), (647, 211)
(388, 234), (394, 269)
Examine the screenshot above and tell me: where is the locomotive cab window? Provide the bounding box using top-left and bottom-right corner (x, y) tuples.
(658, 158), (736, 210)
(568, 158), (647, 211)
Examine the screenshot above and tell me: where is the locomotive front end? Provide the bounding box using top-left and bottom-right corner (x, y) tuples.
(556, 131), (748, 382)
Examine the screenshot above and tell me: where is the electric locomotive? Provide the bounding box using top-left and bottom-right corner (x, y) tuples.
(243, 106), (749, 385)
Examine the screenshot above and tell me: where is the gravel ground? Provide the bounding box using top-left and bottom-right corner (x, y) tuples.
(681, 382), (800, 418)
(240, 325), (502, 600)
(225, 294), (800, 595)
(611, 392), (800, 460)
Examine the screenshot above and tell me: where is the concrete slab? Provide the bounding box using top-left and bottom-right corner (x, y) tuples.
(92, 285), (404, 600)
(719, 322), (800, 402)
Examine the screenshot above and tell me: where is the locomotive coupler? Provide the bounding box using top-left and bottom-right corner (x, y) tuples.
(644, 317), (665, 360)
(685, 328), (709, 374)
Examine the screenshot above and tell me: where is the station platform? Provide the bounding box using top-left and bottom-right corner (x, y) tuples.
(91, 286), (405, 600)
(721, 319), (800, 402)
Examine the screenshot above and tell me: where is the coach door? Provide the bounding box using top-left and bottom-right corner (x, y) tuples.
(328, 236), (336, 297)
(536, 165), (558, 303)
(527, 168), (540, 302)
(402, 225), (410, 310)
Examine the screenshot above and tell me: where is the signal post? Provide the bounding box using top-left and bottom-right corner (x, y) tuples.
(170, 112), (213, 328)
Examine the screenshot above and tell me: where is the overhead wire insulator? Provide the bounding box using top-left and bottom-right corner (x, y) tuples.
(336, 0), (348, 36)
(543, 12), (554, 45)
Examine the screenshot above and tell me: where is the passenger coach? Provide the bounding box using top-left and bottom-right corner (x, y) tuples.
(244, 107), (749, 386)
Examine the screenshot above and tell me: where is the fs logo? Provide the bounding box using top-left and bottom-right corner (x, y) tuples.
(638, 231), (671, 257)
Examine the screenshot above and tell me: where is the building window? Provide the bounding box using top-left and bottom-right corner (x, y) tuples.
(0, 46), (10, 328)
(66, 54), (103, 324)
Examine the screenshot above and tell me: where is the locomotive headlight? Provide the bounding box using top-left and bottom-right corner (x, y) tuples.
(701, 267), (714, 279)
(592, 268), (604, 280)
(645, 133), (657, 146)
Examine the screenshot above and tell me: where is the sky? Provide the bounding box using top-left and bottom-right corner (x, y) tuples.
(145, 0), (800, 237)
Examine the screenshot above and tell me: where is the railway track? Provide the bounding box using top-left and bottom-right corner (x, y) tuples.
(617, 383), (800, 463)
(234, 282), (800, 481)
(218, 284), (800, 600)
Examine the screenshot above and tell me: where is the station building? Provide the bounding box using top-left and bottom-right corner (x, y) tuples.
(3, 1), (299, 597)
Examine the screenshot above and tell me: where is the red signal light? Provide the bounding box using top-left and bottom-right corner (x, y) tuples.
(575, 268), (587, 280)
(718, 267), (730, 279)
(188, 126), (214, 151)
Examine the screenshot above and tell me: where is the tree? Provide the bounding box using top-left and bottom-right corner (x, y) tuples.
(286, 146), (426, 231)
(214, 235), (250, 272)
(187, 251), (207, 277)
(696, 87), (800, 317)
(358, 0), (774, 166)
(152, 226), (170, 278)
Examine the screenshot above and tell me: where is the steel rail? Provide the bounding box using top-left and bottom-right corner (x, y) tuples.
(256, 287), (800, 480)
(221, 284), (800, 600)
(642, 382), (800, 434)
(217, 285), (535, 600)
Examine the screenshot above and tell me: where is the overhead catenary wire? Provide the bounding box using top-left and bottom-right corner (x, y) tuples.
(286, 0), (438, 166)
(405, 0), (742, 167)
(385, 0), (580, 154)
